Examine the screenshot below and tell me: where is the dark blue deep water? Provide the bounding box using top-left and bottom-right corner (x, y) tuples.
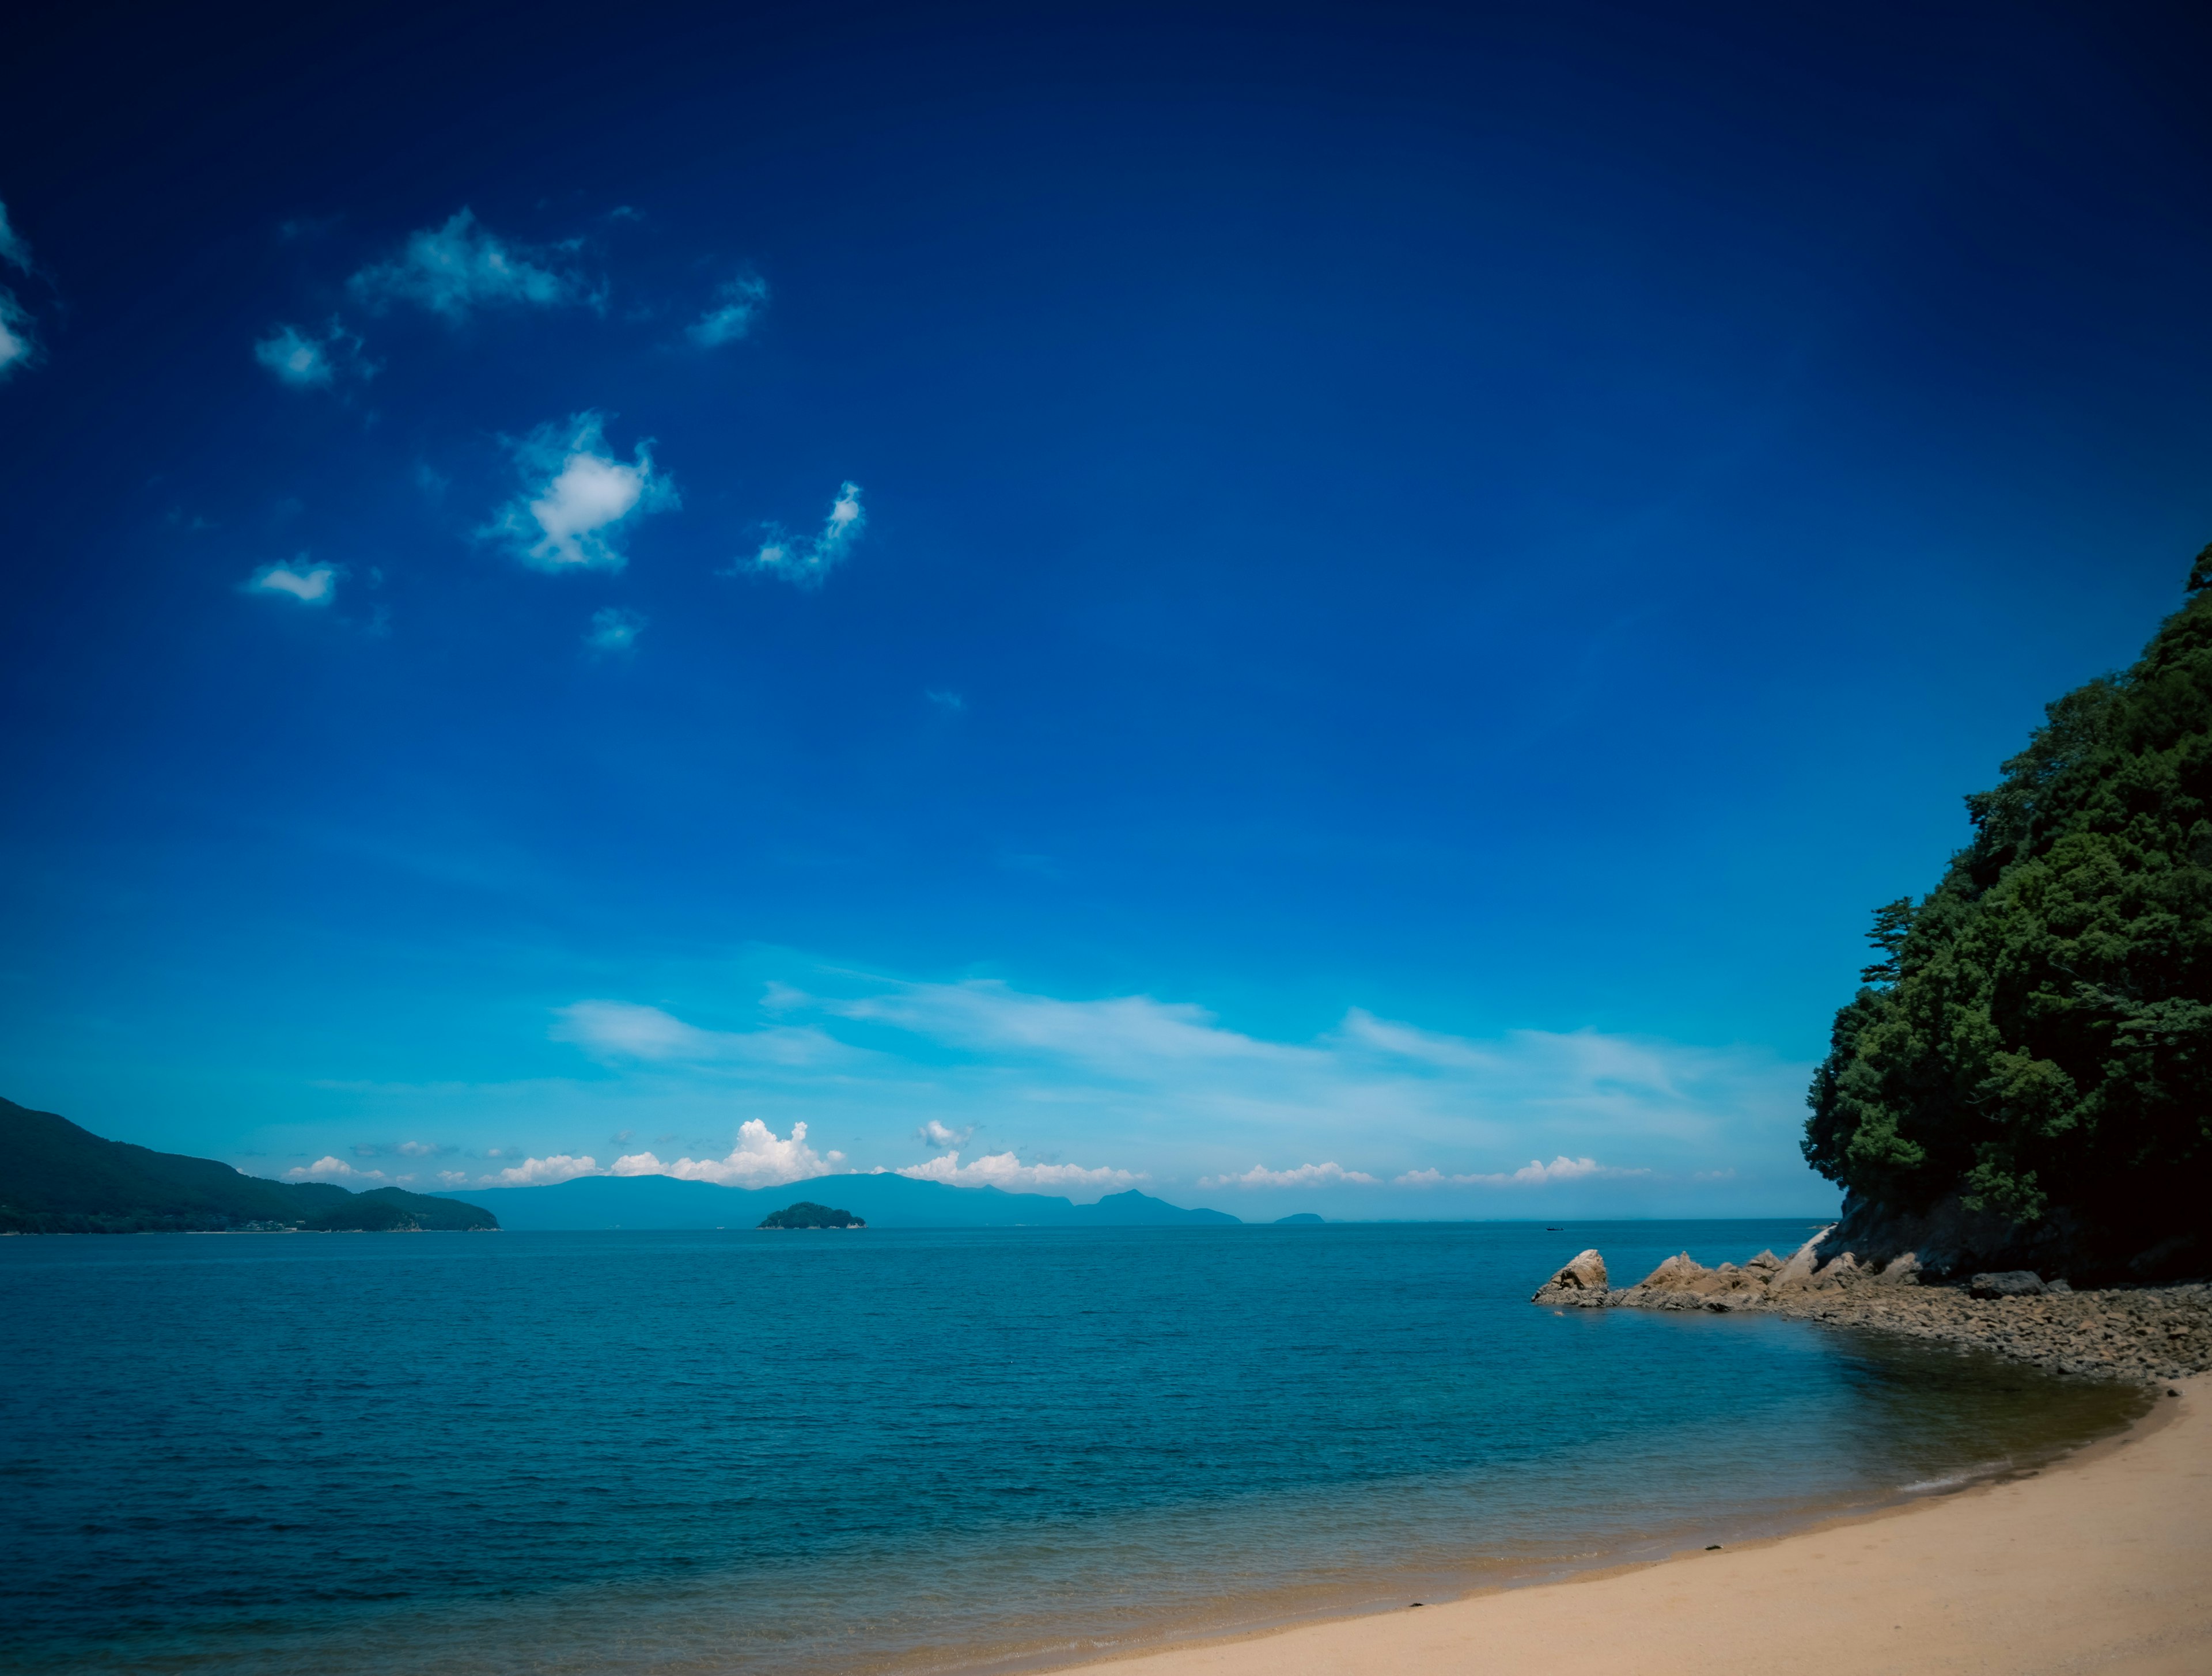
(0, 1222), (2143, 1675)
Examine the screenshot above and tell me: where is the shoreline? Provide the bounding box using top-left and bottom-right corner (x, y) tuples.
(1060, 1371), (2208, 1676)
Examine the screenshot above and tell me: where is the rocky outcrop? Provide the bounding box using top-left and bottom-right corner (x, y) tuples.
(1529, 1232), (2212, 1385)
(1531, 1248), (1609, 1306)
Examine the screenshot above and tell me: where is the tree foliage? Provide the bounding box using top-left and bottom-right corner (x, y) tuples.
(1804, 551), (2212, 1248)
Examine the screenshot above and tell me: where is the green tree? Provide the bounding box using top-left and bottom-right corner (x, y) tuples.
(1804, 548), (2212, 1260)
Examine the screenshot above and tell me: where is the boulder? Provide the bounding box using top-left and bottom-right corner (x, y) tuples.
(1532, 1248), (1610, 1306)
(1767, 1230), (1833, 1292)
(1872, 1253), (1923, 1286)
(1969, 1270), (2046, 1299)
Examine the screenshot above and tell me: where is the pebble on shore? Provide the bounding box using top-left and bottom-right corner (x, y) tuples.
(1532, 1236), (2212, 1385)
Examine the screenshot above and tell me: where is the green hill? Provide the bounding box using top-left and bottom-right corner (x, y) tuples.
(757, 1200), (865, 1229)
(1805, 549), (2212, 1280)
(0, 1097), (497, 1233)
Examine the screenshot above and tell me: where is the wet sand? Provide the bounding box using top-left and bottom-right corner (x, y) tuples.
(1073, 1372), (2211, 1676)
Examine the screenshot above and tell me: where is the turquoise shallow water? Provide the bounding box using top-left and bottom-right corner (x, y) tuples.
(0, 1220), (2143, 1674)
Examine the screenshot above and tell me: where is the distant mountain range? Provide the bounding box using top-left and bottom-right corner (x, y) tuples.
(0, 1098), (497, 1233)
(435, 1171), (1241, 1229)
(0, 1096), (1243, 1232)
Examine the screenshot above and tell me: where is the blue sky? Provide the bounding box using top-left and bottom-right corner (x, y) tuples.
(3, 1), (2210, 1216)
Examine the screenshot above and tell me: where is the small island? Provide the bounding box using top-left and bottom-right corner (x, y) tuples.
(757, 1201), (865, 1230)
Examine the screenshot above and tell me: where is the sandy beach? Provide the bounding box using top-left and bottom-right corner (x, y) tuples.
(1076, 1372), (2211, 1676)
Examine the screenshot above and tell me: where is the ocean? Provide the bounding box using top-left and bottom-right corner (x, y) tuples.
(0, 1220), (2144, 1675)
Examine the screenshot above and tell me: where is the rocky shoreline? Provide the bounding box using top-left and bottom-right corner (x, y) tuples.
(1532, 1234), (2212, 1385)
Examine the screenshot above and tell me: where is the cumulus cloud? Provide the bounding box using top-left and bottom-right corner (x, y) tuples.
(349, 208), (588, 318)
(483, 1152), (601, 1186)
(612, 1119), (840, 1187)
(284, 1155), (389, 1183)
(246, 559), (339, 605)
(896, 1150), (1141, 1197)
(1199, 1162), (1380, 1189)
(585, 606), (646, 654)
(484, 412), (677, 571)
(749, 481), (864, 586)
(918, 1119), (972, 1148)
(687, 274), (768, 346)
(1395, 1156), (1650, 1188)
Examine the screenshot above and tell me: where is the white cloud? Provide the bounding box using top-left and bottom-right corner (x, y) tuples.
(585, 606), (646, 653)
(502, 973), (1809, 1208)
(750, 481), (864, 586)
(0, 203), (29, 272)
(895, 1150), (1141, 1198)
(1395, 1156), (1649, 1187)
(349, 208), (587, 318)
(246, 559), (338, 605)
(612, 1118), (840, 1187)
(486, 1153), (600, 1186)
(1199, 1162), (1380, 1189)
(553, 999), (842, 1066)
(255, 326), (332, 385)
(285, 1155), (389, 1182)
(485, 412), (677, 571)
(0, 298), (33, 380)
(0, 204), (35, 381)
(823, 979), (1298, 1075)
(253, 321), (368, 389)
(687, 274), (768, 346)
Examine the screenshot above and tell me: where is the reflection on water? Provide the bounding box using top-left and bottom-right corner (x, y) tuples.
(0, 1223), (2145, 1674)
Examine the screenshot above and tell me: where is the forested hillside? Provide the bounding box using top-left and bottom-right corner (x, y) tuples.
(0, 1098), (497, 1232)
(1805, 549), (2212, 1279)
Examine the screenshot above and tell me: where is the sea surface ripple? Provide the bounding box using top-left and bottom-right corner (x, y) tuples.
(0, 1220), (2142, 1674)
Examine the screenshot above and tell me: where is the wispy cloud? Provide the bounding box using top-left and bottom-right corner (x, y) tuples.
(585, 606), (646, 654)
(749, 481), (864, 586)
(1395, 1156), (1649, 1187)
(895, 1150), (1141, 1194)
(687, 274), (768, 346)
(554, 999), (843, 1066)
(0, 203), (29, 271)
(253, 320), (369, 389)
(484, 412), (677, 571)
(245, 559), (339, 605)
(1199, 1161), (1379, 1189)
(0, 201), (38, 381)
(349, 208), (589, 318)
(344, 972), (1809, 1209)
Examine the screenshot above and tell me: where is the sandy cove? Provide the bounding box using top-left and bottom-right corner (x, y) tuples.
(1070, 1373), (2211, 1676)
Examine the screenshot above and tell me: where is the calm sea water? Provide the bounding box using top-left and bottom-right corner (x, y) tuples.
(0, 1220), (2144, 1675)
